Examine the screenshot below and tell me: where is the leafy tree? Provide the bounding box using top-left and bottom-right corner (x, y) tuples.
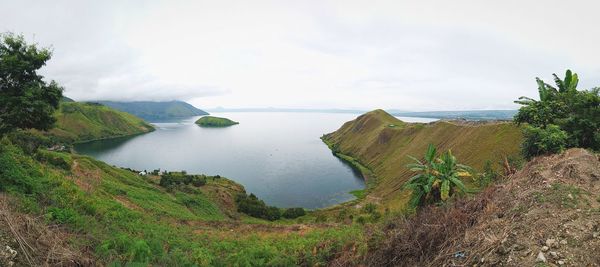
(404, 144), (471, 210)
(0, 33), (63, 135)
(514, 70), (599, 158)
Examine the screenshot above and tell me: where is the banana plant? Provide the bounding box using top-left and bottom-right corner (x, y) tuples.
(404, 144), (472, 210)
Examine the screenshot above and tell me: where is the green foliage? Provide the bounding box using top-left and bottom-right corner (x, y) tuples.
(235, 193), (281, 221)
(46, 207), (78, 224)
(0, 33), (63, 135)
(195, 116), (239, 127)
(521, 124), (568, 158)
(36, 149), (73, 170)
(282, 207), (306, 219)
(363, 203), (377, 214)
(50, 102), (154, 143)
(478, 160), (499, 187)
(159, 171), (207, 188)
(514, 70), (600, 158)
(404, 144), (472, 210)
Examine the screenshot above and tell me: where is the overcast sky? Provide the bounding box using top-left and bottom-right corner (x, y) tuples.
(1, 0), (599, 111)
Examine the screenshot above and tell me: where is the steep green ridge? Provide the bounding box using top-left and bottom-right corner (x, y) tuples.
(195, 116), (239, 127)
(322, 109), (523, 211)
(0, 138), (362, 265)
(47, 102), (154, 143)
(98, 100), (209, 121)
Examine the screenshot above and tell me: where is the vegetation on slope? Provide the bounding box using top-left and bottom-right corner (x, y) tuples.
(0, 137), (363, 265)
(322, 109), (523, 211)
(514, 69), (600, 158)
(46, 102), (155, 143)
(195, 116), (239, 127)
(98, 100), (209, 121)
(333, 148), (600, 266)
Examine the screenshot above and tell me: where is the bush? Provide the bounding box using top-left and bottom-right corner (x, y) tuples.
(514, 70), (599, 158)
(36, 150), (73, 170)
(46, 207), (78, 224)
(521, 125), (568, 159)
(159, 172), (207, 188)
(282, 207), (306, 219)
(363, 203), (377, 214)
(235, 193), (281, 221)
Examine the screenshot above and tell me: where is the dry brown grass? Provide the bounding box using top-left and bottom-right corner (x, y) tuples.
(330, 148), (600, 266)
(0, 195), (94, 266)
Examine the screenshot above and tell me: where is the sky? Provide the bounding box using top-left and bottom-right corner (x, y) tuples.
(1, 0), (599, 111)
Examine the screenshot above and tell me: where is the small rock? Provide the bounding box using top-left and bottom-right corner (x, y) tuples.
(536, 252), (547, 263)
(558, 260), (565, 265)
(593, 232), (599, 238)
(546, 238), (559, 248)
(567, 193), (574, 199)
(559, 239), (568, 245)
(550, 251), (558, 258)
(541, 246), (549, 252)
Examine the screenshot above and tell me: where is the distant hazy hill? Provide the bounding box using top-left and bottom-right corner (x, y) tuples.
(391, 110), (517, 121)
(48, 102), (155, 142)
(98, 101), (208, 121)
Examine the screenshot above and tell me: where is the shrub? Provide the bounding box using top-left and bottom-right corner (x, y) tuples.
(235, 193), (281, 221)
(46, 207), (78, 224)
(159, 172), (206, 188)
(282, 207), (306, 219)
(521, 124), (568, 159)
(363, 203), (377, 214)
(514, 70), (599, 158)
(36, 150), (73, 170)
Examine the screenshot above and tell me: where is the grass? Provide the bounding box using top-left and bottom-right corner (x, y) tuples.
(47, 102), (154, 143)
(0, 137), (363, 265)
(322, 109), (523, 212)
(350, 189), (367, 199)
(195, 116), (239, 127)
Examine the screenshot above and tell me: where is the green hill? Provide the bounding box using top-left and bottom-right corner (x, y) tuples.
(98, 100), (209, 121)
(322, 109), (523, 211)
(0, 136), (361, 265)
(47, 102), (155, 143)
(195, 116), (239, 127)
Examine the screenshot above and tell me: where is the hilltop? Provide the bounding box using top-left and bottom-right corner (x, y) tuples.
(195, 116), (239, 127)
(322, 109), (523, 211)
(44, 102), (154, 143)
(98, 100), (209, 121)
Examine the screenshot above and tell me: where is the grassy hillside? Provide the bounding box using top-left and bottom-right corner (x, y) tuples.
(322, 109), (523, 211)
(0, 138), (363, 265)
(98, 100), (209, 121)
(196, 116), (239, 127)
(47, 102), (155, 143)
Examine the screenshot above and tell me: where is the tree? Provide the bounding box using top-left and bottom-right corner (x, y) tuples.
(514, 70), (599, 158)
(404, 144), (471, 210)
(0, 33), (63, 135)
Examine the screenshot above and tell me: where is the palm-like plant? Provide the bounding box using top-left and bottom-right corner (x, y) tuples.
(514, 70), (578, 127)
(404, 144), (471, 210)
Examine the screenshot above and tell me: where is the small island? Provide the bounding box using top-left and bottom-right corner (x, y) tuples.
(195, 116), (239, 127)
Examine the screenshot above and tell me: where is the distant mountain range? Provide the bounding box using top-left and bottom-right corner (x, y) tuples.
(96, 101), (209, 121)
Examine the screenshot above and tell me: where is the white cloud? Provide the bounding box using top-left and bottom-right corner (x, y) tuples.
(1, 0), (598, 111)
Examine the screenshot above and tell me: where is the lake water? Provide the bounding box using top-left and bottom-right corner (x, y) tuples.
(75, 112), (436, 209)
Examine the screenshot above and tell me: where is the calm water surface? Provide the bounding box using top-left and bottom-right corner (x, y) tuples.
(75, 112), (436, 209)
